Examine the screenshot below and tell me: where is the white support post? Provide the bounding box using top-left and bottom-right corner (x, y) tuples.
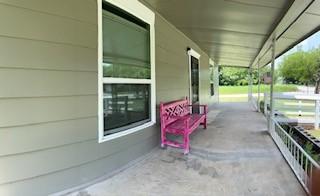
(298, 100), (302, 116)
(315, 100), (320, 129)
(248, 66), (253, 102)
(257, 59), (261, 112)
(269, 34), (276, 131)
(215, 64), (220, 103)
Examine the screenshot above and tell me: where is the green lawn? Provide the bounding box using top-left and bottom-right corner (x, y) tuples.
(307, 130), (320, 139)
(219, 84), (298, 95)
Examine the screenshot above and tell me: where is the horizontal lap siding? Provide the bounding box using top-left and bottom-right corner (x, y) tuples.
(0, 1), (214, 195)
(0, 0), (97, 25)
(0, 125), (157, 184)
(0, 4), (97, 48)
(0, 117), (97, 156)
(0, 1), (159, 195)
(0, 131), (158, 196)
(0, 69), (97, 98)
(199, 54), (211, 105)
(154, 13), (212, 105)
(0, 36), (97, 71)
(0, 96), (97, 128)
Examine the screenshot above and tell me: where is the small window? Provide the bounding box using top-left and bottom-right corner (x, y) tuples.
(98, 0), (155, 142)
(210, 66), (214, 96)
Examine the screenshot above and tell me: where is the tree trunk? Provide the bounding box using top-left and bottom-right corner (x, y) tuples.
(315, 80), (320, 94)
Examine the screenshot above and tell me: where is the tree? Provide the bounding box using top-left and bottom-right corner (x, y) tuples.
(219, 66), (270, 86)
(279, 48), (320, 93)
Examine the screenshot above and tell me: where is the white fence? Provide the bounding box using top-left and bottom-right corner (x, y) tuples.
(270, 118), (320, 194)
(264, 92), (320, 129)
(264, 92), (320, 194)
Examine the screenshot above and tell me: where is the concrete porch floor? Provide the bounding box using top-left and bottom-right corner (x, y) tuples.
(70, 103), (305, 196)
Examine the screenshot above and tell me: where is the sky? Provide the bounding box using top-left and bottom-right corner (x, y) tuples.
(275, 31), (320, 67)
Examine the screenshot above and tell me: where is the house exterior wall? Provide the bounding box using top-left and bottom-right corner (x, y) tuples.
(0, 1), (217, 195)
(155, 13), (218, 105)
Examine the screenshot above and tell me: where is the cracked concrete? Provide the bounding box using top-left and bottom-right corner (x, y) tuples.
(68, 103), (306, 196)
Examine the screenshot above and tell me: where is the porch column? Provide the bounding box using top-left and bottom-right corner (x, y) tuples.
(248, 66), (253, 102)
(257, 59), (261, 112)
(215, 64), (220, 103)
(269, 35), (276, 130)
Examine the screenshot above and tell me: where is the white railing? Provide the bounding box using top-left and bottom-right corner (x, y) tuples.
(264, 92), (320, 129)
(270, 118), (320, 194)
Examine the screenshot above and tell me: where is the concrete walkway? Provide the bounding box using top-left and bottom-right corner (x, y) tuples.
(70, 103), (305, 196)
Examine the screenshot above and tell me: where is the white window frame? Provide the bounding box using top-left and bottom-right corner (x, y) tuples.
(209, 58), (215, 97)
(98, 0), (156, 143)
(187, 48), (201, 104)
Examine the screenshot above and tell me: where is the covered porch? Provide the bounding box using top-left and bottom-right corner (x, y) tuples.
(1, 0), (320, 195)
(69, 103), (305, 195)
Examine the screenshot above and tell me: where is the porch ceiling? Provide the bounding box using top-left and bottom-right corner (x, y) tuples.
(140, 0), (320, 68)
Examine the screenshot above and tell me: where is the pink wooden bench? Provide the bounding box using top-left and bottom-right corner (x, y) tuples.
(160, 98), (208, 154)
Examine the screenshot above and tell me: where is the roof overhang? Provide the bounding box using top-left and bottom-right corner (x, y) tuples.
(140, 0), (320, 68)
(253, 0), (320, 68)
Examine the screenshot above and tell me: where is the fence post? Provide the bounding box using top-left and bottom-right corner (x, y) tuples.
(257, 59), (261, 112)
(315, 100), (320, 129)
(248, 65), (253, 103)
(298, 100), (302, 116)
(264, 93), (267, 116)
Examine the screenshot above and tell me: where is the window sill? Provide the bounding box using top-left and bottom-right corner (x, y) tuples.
(99, 121), (155, 143)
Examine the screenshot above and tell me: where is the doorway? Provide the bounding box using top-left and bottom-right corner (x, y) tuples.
(187, 48), (200, 113)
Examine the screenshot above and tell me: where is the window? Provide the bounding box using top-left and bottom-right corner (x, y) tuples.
(187, 48), (201, 114)
(210, 66), (214, 96)
(190, 56), (200, 103)
(98, 0), (155, 142)
(209, 59), (215, 96)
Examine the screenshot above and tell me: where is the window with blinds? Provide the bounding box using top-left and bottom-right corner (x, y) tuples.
(101, 2), (153, 137)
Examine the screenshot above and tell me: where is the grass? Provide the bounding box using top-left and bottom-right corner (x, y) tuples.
(307, 130), (320, 139)
(219, 84), (298, 95)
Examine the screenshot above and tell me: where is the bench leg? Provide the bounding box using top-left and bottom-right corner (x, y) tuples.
(203, 117), (207, 129)
(183, 133), (190, 154)
(161, 129), (166, 148)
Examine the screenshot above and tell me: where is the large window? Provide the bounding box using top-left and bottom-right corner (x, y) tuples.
(98, 0), (155, 142)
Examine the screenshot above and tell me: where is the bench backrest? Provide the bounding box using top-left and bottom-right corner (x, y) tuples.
(160, 98), (190, 129)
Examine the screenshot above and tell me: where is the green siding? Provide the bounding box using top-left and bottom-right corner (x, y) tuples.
(0, 117), (97, 156)
(0, 36), (97, 72)
(154, 13), (215, 104)
(0, 4), (96, 48)
(0, 1), (217, 195)
(0, 69), (97, 98)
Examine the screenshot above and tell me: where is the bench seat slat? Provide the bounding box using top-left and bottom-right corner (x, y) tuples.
(166, 114), (204, 133)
